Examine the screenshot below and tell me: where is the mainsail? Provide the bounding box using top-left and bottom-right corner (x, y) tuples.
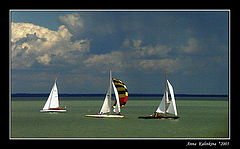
(166, 80), (178, 116)
(155, 79), (178, 116)
(99, 86), (112, 114)
(99, 70), (112, 114)
(43, 80), (59, 110)
(156, 92), (166, 113)
(112, 78), (129, 108)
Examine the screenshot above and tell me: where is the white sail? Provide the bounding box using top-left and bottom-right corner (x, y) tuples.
(166, 88), (170, 104)
(156, 93), (166, 113)
(43, 89), (52, 110)
(98, 70), (121, 114)
(155, 79), (178, 116)
(166, 80), (178, 116)
(112, 81), (121, 114)
(43, 81), (59, 110)
(99, 86), (111, 114)
(99, 70), (112, 114)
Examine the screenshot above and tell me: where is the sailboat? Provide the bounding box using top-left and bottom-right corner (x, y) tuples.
(138, 76), (179, 119)
(85, 70), (128, 118)
(40, 79), (66, 113)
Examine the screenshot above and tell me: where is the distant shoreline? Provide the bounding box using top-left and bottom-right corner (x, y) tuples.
(11, 93), (228, 98)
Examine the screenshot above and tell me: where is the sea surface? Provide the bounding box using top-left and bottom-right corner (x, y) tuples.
(11, 95), (229, 139)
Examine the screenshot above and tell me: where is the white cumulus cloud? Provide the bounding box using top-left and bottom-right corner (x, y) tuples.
(36, 54), (51, 65)
(11, 22), (90, 69)
(59, 13), (84, 35)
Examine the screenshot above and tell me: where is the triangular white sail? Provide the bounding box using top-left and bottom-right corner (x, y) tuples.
(99, 86), (111, 114)
(99, 70), (121, 114)
(86, 70), (124, 118)
(112, 81), (121, 114)
(43, 80), (59, 110)
(156, 93), (166, 113)
(100, 70), (112, 114)
(166, 80), (178, 116)
(155, 79), (178, 116)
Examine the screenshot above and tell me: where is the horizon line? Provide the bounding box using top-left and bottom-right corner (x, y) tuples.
(11, 93), (228, 97)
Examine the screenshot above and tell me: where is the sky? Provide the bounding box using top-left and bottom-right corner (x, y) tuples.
(10, 10), (229, 94)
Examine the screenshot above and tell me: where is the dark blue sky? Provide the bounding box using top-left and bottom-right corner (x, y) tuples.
(11, 10), (229, 94)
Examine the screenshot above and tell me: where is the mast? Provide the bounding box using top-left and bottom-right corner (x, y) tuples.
(99, 70), (112, 114)
(109, 70), (112, 101)
(164, 71), (168, 113)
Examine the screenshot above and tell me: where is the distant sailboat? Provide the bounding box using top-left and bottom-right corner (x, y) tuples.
(138, 75), (179, 119)
(40, 79), (66, 113)
(85, 70), (128, 118)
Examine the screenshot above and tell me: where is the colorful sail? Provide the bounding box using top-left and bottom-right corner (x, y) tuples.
(112, 78), (128, 108)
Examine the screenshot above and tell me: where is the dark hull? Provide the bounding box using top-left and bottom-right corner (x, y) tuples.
(138, 115), (179, 119)
(85, 114), (124, 118)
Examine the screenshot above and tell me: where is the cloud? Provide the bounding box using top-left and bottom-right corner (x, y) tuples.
(137, 58), (182, 73)
(83, 51), (124, 73)
(123, 39), (172, 58)
(36, 54), (51, 65)
(11, 21), (219, 77)
(11, 22), (90, 69)
(82, 38), (216, 75)
(180, 38), (199, 53)
(122, 39), (177, 72)
(59, 13), (84, 35)
(83, 39), (180, 73)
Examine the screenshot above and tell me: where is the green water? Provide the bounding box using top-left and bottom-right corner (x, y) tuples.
(11, 97), (229, 138)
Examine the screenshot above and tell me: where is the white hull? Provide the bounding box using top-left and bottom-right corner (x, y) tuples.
(85, 114), (124, 118)
(40, 109), (66, 113)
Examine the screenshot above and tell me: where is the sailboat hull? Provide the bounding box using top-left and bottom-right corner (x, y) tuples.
(40, 109), (67, 113)
(138, 115), (179, 119)
(85, 114), (124, 118)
